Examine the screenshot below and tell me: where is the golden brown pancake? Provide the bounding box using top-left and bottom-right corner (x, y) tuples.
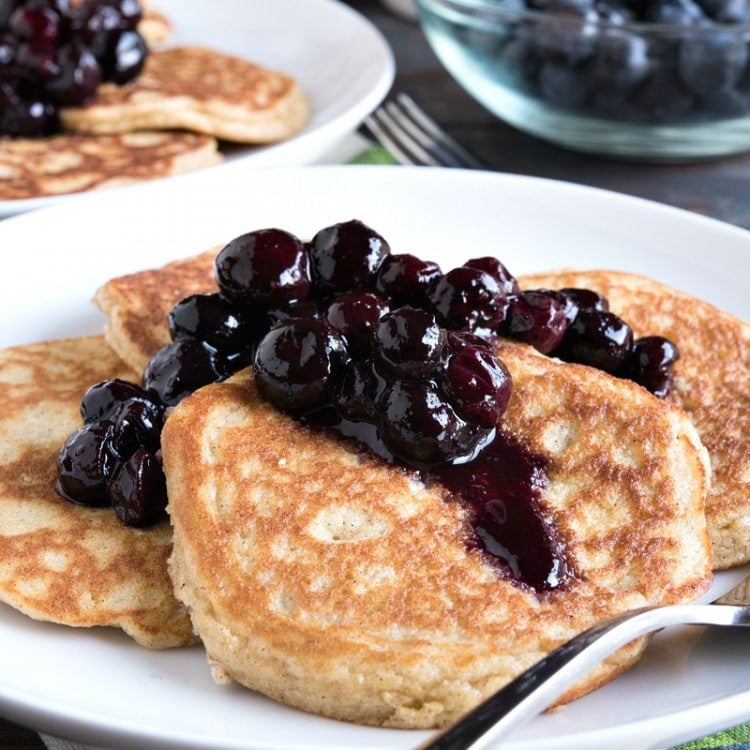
(0, 131), (221, 201)
(518, 269), (750, 570)
(93, 248), (218, 373)
(162, 342), (712, 728)
(60, 46), (309, 144)
(0, 335), (195, 649)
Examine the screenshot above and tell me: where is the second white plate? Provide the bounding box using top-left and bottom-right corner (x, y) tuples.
(0, 0), (394, 217)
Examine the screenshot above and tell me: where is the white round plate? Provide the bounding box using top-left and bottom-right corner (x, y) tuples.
(0, 166), (749, 750)
(0, 0), (394, 218)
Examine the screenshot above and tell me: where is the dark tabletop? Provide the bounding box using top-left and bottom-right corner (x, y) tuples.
(349, 0), (750, 230)
(1, 2), (746, 748)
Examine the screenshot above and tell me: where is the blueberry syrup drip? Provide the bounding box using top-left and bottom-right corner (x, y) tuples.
(431, 431), (566, 591)
(303, 408), (566, 592)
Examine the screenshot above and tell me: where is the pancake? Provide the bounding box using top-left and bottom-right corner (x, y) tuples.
(518, 269), (750, 570)
(60, 46), (309, 144)
(0, 335), (195, 649)
(162, 341), (712, 728)
(0, 131), (221, 201)
(93, 248), (218, 373)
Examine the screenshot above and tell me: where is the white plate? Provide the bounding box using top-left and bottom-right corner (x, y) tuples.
(0, 0), (394, 218)
(0, 166), (749, 750)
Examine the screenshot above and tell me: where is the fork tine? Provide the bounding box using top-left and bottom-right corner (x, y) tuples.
(393, 93), (486, 169)
(361, 93), (485, 169)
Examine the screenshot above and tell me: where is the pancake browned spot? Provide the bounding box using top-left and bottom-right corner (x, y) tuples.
(518, 269), (750, 570)
(162, 342), (711, 728)
(0, 131), (221, 201)
(0, 335), (195, 649)
(60, 46), (309, 144)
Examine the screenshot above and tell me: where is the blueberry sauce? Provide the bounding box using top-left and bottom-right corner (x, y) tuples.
(56, 218), (675, 592)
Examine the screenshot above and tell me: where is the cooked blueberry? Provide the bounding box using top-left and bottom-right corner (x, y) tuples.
(464, 256), (520, 296)
(143, 339), (226, 406)
(325, 291), (389, 356)
(332, 359), (385, 422)
(444, 345), (513, 428)
(379, 380), (488, 468)
(215, 228), (311, 309)
(56, 421), (115, 506)
(8, 4), (61, 47)
(99, 27), (146, 84)
(108, 448), (167, 528)
(426, 266), (508, 334)
(309, 219), (390, 297)
(110, 398), (162, 458)
(620, 335), (679, 397)
(253, 318), (348, 413)
(80, 378), (161, 423)
(373, 307), (447, 380)
(375, 253), (442, 305)
(504, 290), (570, 354)
(168, 292), (254, 355)
(558, 286), (609, 313)
(46, 41), (101, 105)
(555, 309), (634, 372)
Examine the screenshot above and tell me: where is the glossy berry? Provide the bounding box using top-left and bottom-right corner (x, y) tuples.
(555, 309), (634, 372)
(215, 228), (311, 309)
(373, 307), (447, 380)
(426, 266), (508, 334)
(56, 421), (114, 506)
(444, 345), (513, 428)
(98, 27), (146, 84)
(109, 397), (161, 458)
(168, 292), (253, 355)
(325, 291), (389, 356)
(464, 256), (520, 296)
(332, 359), (385, 422)
(80, 378), (161, 423)
(375, 253), (442, 304)
(253, 318), (348, 413)
(309, 219), (390, 297)
(558, 286), (609, 314)
(108, 447), (167, 527)
(620, 335), (680, 397)
(46, 42), (101, 106)
(379, 380), (486, 468)
(504, 290), (570, 354)
(143, 338), (226, 406)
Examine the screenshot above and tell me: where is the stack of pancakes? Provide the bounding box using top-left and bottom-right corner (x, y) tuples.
(0, 3), (308, 202)
(1, 244), (748, 728)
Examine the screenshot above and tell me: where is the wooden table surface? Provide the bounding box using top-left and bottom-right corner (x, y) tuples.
(2, 2), (747, 748)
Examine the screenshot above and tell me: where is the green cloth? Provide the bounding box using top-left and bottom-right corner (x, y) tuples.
(351, 138), (750, 750)
(671, 722), (750, 749)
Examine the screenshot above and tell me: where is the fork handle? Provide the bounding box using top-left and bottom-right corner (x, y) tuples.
(417, 603), (748, 750)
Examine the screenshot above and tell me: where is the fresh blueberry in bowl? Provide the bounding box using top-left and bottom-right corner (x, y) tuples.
(415, 0), (750, 159)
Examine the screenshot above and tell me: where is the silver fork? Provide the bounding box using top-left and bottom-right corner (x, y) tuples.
(361, 92), (486, 169)
(417, 574), (750, 750)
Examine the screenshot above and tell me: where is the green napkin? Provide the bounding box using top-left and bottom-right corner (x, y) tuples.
(671, 722), (750, 749)
(347, 144), (399, 165)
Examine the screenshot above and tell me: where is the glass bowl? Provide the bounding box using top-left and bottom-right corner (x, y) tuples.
(414, 0), (750, 161)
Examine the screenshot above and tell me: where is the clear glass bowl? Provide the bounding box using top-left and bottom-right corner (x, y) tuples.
(415, 0), (750, 161)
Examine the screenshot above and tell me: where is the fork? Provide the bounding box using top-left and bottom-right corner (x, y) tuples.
(417, 574), (750, 750)
(361, 92), (486, 169)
